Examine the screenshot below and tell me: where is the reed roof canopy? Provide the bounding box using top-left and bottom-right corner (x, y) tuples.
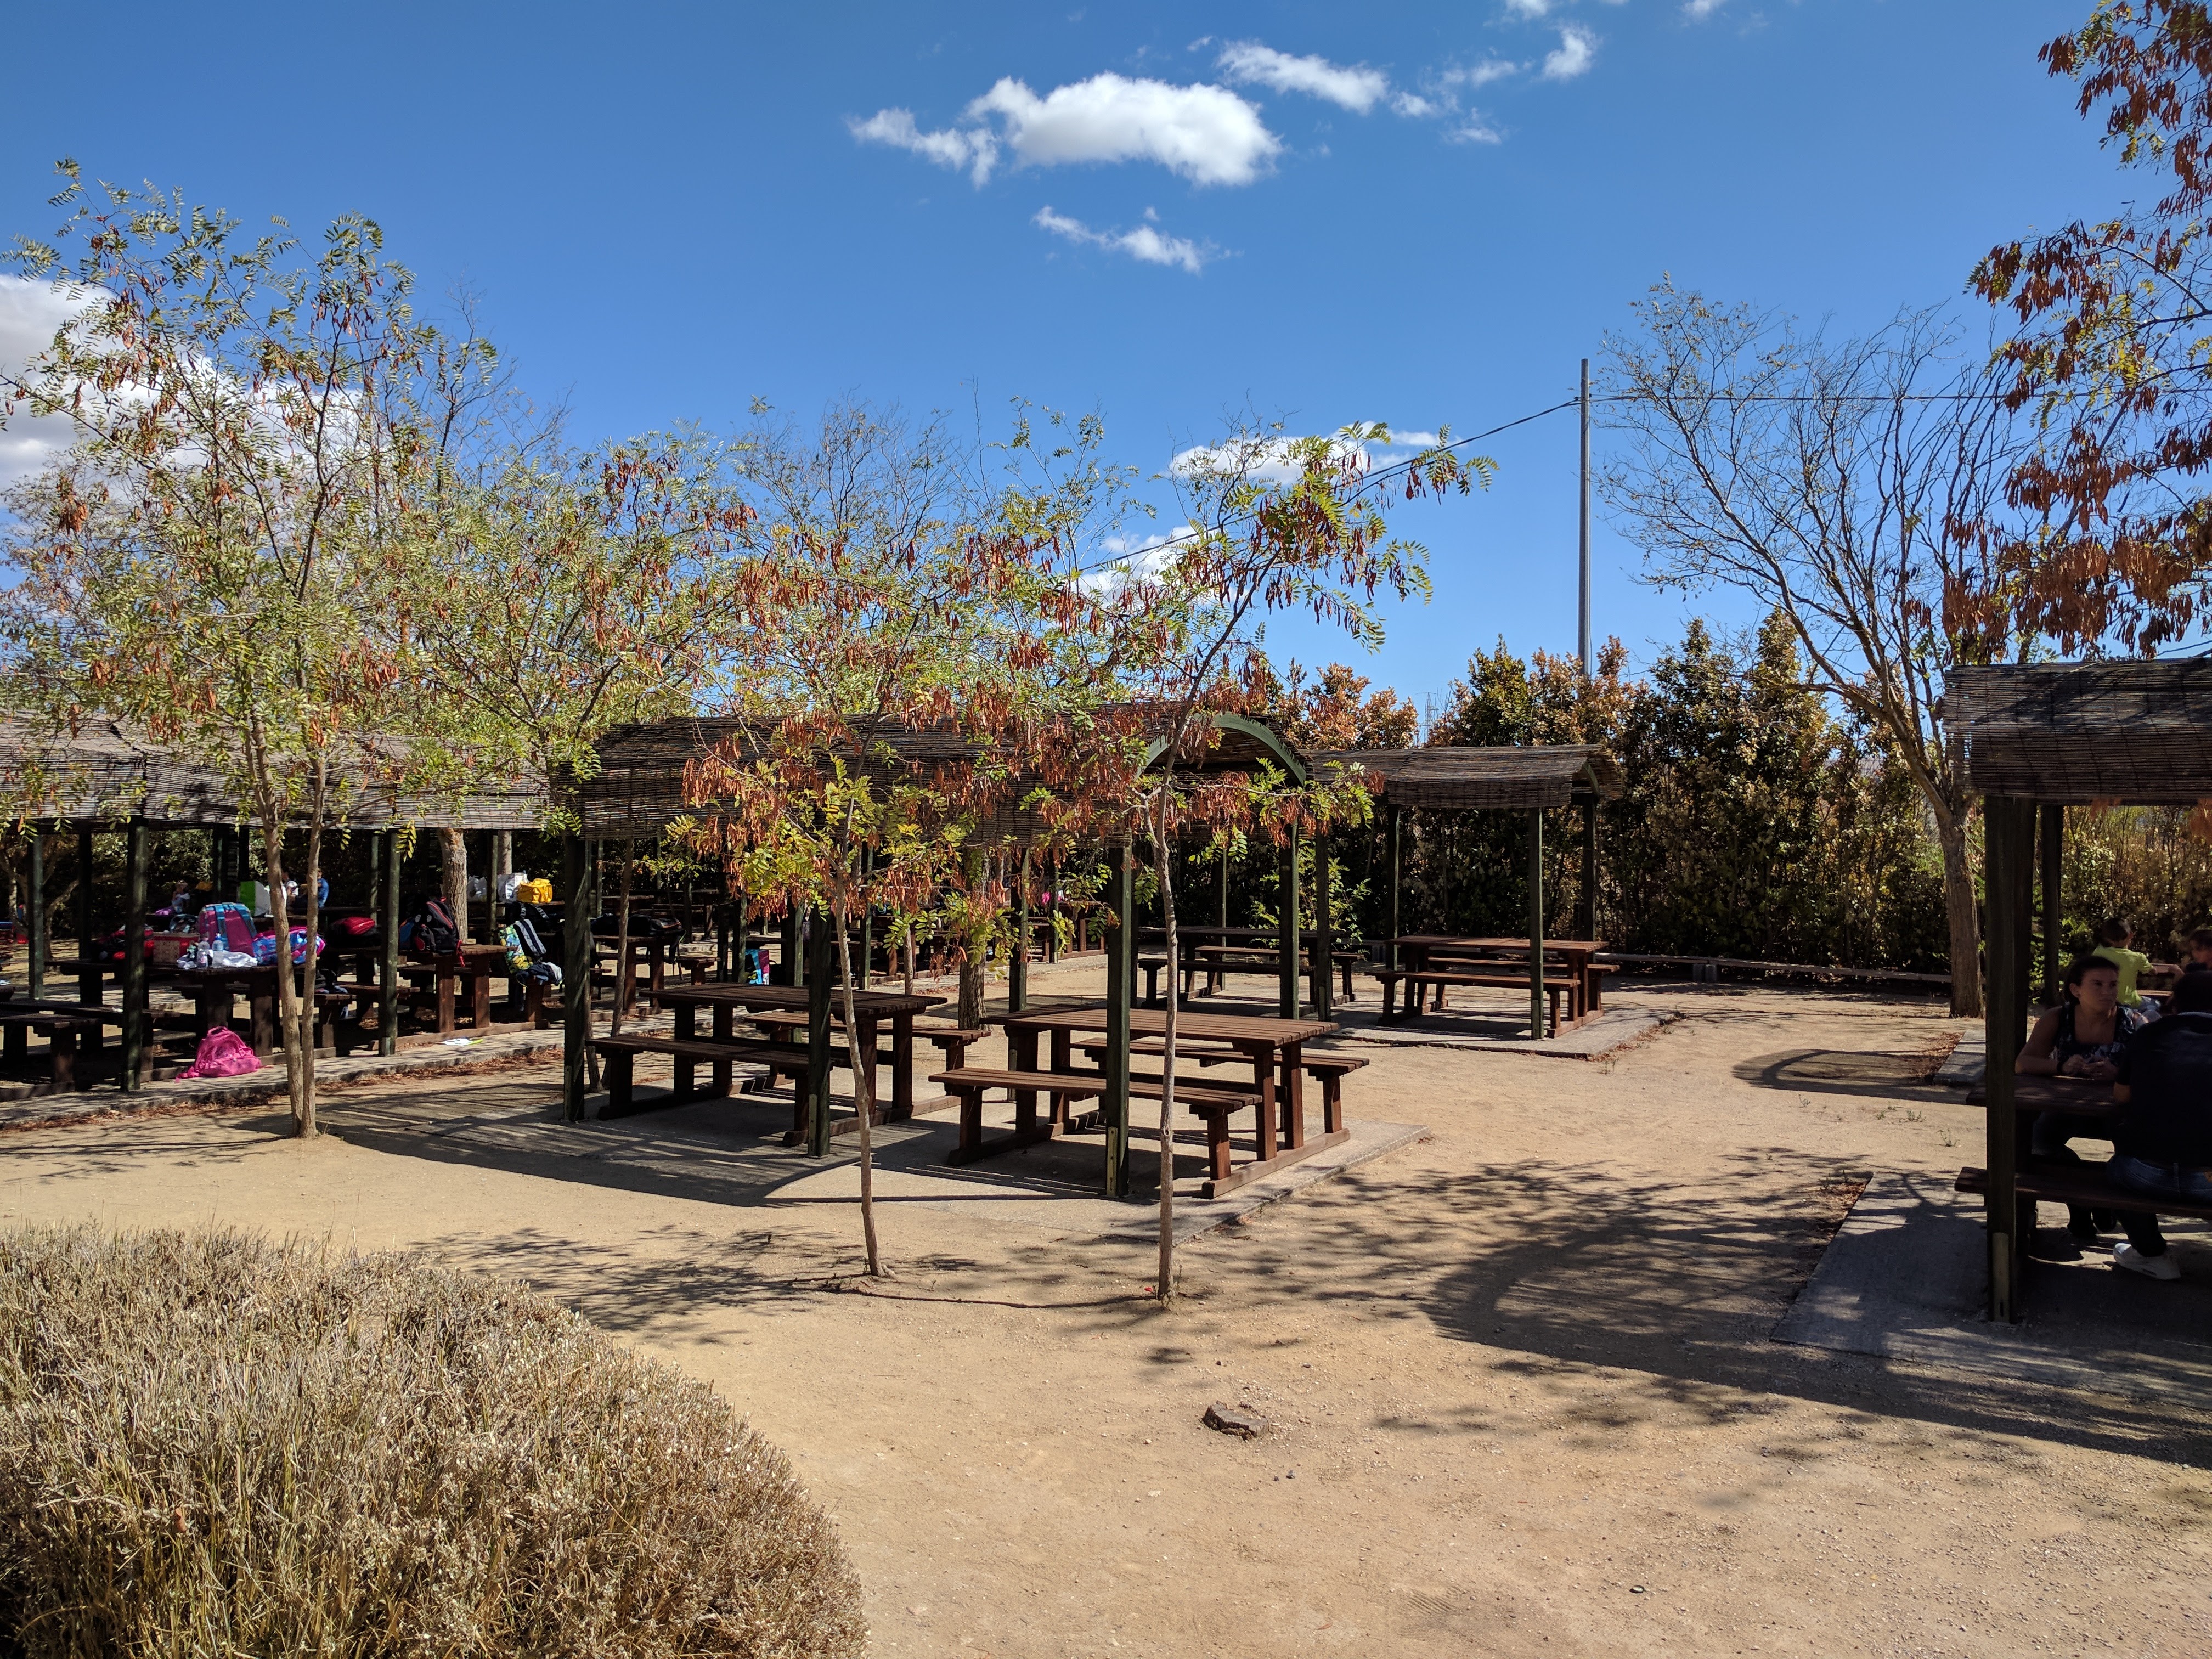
(1308, 745), (1625, 812)
(1946, 661), (2212, 806)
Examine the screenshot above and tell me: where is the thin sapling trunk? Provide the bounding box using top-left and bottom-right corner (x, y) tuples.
(1152, 795), (1178, 1304)
(833, 894), (884, 1278)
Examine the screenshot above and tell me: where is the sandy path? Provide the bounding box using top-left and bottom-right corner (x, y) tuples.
(2, 979), (2207, 1658)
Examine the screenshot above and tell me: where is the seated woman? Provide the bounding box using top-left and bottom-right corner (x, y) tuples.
(2017, 955), (2146, 1244)
(2106, 969), (2212, 1280)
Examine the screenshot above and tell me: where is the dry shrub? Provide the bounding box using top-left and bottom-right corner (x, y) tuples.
(0, 1227), (865, 1658)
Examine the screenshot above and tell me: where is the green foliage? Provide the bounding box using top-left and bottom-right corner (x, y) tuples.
(0, 1226), (863, 1659)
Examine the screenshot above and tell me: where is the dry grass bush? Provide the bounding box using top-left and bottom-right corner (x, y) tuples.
(0, 1226), (865, 1659)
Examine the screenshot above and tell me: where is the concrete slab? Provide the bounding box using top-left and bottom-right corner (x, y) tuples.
(1774, 1168), (2212, 1403)
(1932, 1025), (1985, 1088)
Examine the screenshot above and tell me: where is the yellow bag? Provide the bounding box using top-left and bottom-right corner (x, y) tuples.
(517, 878), (554, 904)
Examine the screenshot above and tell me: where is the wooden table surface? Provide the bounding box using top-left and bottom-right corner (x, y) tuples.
(1966, 1074), (2119, 1114)
(656, 983), (946, 1015)
(1395, 935), (1610, 954)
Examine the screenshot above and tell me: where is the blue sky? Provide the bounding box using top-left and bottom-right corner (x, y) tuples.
(0, 1), (2126, 716)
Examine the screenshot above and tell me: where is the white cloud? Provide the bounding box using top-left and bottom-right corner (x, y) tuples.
(0, 276), (105, 490)
(854, 73), (1278, 187)
(1033, 206), (1215, 273)
(1543, 26), (1597, 81)
(1502, 0), (1550, 14)
(1451, 116), (1505, 144)
(1216, 42), (1390, 114)
(970, 74), (1279, 185)
(1171, 433), (1372, 486)
(847, 108), (997, 185)
(1683, 0), (1728, 16)
(1390, 91), (1437, 118)
(1452, 59), (1522, 88)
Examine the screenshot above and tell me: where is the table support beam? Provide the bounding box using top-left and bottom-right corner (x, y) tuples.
(76, 822), (98, 1008)
(1528, 808), (1546, 1041)
(562, 831), (591, 1122)
(379, 828), (401, 1058)
(1103, 840), (1134, 1198)
(1579, 799), (1599, 941)
(1386, 806), (1402, 973)
(1313, 831), (1333, 1020)
(805, 906), (834, 1156)
(122, 816), (146, 1090)
(2039, 802), (2063, 1007)
(1984, 795), (2035, 1321)
(26, 824), (44, 1003)
(1009, 845), (1030, 1013)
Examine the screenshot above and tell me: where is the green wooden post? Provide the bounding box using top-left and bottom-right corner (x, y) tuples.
(1983, 797), (2034, 1322)
(1277, 827), (1301, 1020)
(857, 845), (874, 990)
(1216, 840), (1230, 933)
(1579, 799), (1599, 940)
(1103, 840), (1134, 1198)
(2039, 802), (2063, 1007)
(1527, 808), (1545, 1040)
(121, 817), (147, 1090)
(379, 829), (401, 1058)
(780, 905), (802, 988)
(1313, 830), (1334, 1020)
(805, 907), (834, 1156)
(76, 822), (98, 1008)
(25, 826), (45, 1003)
(1385, 806), (1403, 972)
(1009, 845), (1030, 1013)
(562, 831), (591, 1122)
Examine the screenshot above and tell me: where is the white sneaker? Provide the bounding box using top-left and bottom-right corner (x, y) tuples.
(2113, 1243), (2181, 1281)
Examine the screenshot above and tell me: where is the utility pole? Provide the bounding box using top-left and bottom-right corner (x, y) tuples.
(1578, 357), (1592, 677)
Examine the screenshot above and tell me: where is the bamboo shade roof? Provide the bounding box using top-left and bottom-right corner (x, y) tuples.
(1309, 744), (1625, 810)
(1946, 661), (2212, 805)
(576, 708), (1308, 839)
(0, 718), (543, 830)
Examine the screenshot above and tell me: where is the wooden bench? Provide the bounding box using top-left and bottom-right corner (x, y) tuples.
(1120, 1075), (1266, 1182)
(931, 1066), (1109, 1164)
(0, 1011), (104, 1093)
(590, 1032), (793, 1117)
(1181, 946), (1364, 1005)
(1087, 1042), (1368, 1136)
(1370, 968), (1574, 1032)
(1955, 1163), (2212, 1228)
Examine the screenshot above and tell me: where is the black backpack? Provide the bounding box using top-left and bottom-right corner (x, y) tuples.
(408, 898), (461, 960)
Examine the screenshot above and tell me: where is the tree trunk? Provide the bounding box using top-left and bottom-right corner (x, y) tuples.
(263, 820), (312, 1138)
(833, 893), (883, 1277)
(439, 829), (468, 941)
(958, 951), (985, 1030)
(297, 814), (324, 1137)
(1938, 808), (1982, 1019)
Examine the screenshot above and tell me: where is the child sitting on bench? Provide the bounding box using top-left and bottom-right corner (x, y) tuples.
(2107, 970), (2212, 1280)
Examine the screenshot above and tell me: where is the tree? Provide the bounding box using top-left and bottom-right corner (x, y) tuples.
(1972, 1), (2212, 653)
(1601, 285), (2026, 1015)
(1036, 421), (1487, 1302)
(0, 166), (491, 1132)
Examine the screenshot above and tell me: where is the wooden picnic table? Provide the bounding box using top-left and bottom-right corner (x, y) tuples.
(1965, 1073), (2118, 1118)
(156, 962), (281, 1053)
(1394, 935), (1612, 1019)
(654, 983), (947, 1119)
(354, 943), (509, 1036)
(989, 1006), (1343, 1190)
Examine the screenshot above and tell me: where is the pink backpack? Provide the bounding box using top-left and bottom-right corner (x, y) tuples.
(179, 1028), (261, 1079)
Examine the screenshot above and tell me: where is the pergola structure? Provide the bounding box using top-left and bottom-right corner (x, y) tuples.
(0, 718), (539, 1087)
(1947, 659), (2212, 1319)
(568, 709), (1313, 1194)
(1311, 745), (1626, 1037)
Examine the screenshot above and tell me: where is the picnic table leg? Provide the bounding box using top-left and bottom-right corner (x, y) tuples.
(1254, 1049), (1278, 1163)
(471, 968), (490, 1031)
(674, 1003), (697, 1101)
(1280, 1042), (1307, 1149)
(606, 1047), (635, 1115)
(712, 1002), (733, 1096)
(250, 984), (277, 1054)
(47, 1026), (78, 1093)
(892, 1014), (913, 1119)
(957, 1083), (983, 1156)
(1012, 1026), (1039, 1136)
(3, 1022), (22, 1063)
(437, 968), (456, 1035)
(1051, 1027), (1074, 1127)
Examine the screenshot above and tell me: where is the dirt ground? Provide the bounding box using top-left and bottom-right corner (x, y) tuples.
(3, 977), (2208, 1658)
